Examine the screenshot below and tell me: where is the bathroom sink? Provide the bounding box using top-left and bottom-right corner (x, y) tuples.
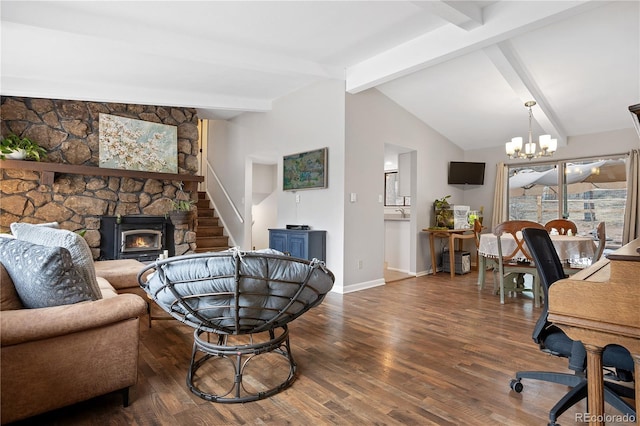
(384, 214), (410, 220)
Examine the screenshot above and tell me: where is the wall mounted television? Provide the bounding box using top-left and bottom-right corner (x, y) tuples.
(448, 161), (485, 185)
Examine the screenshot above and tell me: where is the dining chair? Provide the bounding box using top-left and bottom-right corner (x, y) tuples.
(593, 221), (606, 261)
(493, 220), (546, 306)
(448, 219), (482, 278)
(559, 221), (606, 278)
(544, 219), (578, 235)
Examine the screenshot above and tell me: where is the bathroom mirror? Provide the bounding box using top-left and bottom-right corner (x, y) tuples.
(384, 172), (410, 206)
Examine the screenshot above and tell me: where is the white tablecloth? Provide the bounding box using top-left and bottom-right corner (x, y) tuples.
(478, 233), (596, 263)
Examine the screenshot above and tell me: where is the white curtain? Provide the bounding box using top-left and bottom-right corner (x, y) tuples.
(622, 149), (639, 244)
(491, 162), (509, 232)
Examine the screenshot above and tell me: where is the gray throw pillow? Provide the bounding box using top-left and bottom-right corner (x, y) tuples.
(10, 223), (102, 300)
(0, 238), (95, 308)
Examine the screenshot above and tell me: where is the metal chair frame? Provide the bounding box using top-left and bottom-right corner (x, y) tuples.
(188, 326), (296, 403)
(138, 250), (334, 403)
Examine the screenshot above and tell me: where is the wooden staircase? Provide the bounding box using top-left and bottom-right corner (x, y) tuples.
(195, 191), (229, 253)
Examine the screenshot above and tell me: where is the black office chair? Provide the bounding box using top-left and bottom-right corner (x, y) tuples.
(510, 227), (635, 426)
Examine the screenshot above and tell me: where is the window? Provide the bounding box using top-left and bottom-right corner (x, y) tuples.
(384, 172), (410, 206)
(508, 155), (628, 248)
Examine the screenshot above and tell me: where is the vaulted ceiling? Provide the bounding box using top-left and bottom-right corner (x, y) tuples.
(2, 1), (638, 151)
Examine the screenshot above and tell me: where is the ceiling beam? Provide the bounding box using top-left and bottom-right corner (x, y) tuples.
(483, 42), (567, 146)
(346, 1), (601, 94)
(0, 20), (320, 113)
(1, 76), (273, 113)
(412, 0), (483, 31)
(1, 9), (344, 82)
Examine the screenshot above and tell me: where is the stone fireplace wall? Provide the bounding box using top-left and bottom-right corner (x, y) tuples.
(0, 96), (201, 258)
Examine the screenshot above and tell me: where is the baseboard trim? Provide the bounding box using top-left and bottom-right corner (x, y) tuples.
(334, 278), (386, 294)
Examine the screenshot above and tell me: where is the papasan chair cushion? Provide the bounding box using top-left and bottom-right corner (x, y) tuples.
(138, 248), (335, 403)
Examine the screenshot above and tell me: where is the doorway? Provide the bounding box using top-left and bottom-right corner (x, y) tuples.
(197, 119), (208, 193)
(250, 162), (277, 250)
(383, 144), (415, 282)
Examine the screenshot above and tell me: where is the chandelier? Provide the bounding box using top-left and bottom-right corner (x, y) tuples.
(506, 101), (557, 160)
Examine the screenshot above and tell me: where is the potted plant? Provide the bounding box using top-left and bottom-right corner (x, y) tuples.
(0, 133), (47, 161)
(168, 187), (196, 226)
(434, 195), (453, 229)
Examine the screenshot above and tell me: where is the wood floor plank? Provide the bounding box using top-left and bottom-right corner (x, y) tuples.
(8, 271), (634, 425)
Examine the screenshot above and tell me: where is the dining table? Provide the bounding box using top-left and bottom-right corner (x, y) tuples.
(477, 232), (597, 289)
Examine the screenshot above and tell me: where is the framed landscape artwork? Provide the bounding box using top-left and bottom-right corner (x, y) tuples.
(99, 113), (178, 173)
(283, 147), (328, 191)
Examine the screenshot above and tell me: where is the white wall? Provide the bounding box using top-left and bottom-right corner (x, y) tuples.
(208, 79), (346, 289)
(345, 89), (464, 282)
(207, 81), (638, 294)
(251, 163), (277, 250)
(384, 220), (411, 273)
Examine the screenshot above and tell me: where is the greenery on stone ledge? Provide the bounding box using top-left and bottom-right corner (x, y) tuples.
(0, 133), (47, 161)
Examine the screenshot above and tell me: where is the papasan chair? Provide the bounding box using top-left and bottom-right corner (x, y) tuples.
(138, 248), (335, 403)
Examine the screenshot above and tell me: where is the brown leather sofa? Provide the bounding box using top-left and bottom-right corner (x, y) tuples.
(0, 263), (147, 424)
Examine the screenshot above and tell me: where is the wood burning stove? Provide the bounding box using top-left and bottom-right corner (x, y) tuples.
(121, 229), (163, 253)
(100, 215), (174, 262)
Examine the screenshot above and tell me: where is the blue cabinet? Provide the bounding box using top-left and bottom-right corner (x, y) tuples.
(268, 229), (326, 262)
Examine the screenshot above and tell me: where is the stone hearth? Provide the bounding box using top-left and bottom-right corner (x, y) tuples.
(0, 96), (201, 258)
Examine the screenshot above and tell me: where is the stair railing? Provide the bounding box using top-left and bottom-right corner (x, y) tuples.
(206, 162), (244, 224)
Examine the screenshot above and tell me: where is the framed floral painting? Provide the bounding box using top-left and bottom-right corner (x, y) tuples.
(99, 113), (177, 173)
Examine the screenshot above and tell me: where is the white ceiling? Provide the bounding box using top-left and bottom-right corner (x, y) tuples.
(1, 1), (638, 151)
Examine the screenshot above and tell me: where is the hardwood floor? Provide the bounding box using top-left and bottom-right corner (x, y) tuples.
(383, 268), (413, 283)
(10, 271), (634, 425)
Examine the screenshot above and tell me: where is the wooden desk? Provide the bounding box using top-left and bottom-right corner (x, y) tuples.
(548, 238), (640, 425)
(423, 228), (475, 278)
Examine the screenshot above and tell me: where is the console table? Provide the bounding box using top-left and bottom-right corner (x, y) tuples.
(268, 229), (326, 262)
(423, 228), (475, 277)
